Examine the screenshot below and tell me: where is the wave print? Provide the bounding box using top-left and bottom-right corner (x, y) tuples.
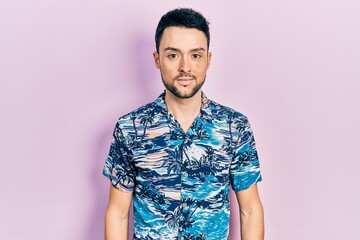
(103, 92), (262, 239)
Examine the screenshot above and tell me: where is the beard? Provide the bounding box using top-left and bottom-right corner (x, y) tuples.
(161, 73), (206, 99)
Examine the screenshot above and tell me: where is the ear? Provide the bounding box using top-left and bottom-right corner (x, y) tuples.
(153, 51), (160, 69)
(206, 52), (212, 70)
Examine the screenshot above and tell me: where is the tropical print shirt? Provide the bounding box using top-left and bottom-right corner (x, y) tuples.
(103, 91), (262, 240)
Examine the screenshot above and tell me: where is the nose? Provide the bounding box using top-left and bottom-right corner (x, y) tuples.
(179, 57), (191, 73)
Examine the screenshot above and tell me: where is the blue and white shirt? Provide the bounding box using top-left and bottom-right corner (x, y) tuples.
(103, 92), (262, 240)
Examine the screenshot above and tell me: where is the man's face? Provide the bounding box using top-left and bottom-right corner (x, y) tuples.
(153, 26), (212, 99)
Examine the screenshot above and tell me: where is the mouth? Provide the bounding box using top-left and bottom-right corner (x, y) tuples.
(176, 78), (194, 86)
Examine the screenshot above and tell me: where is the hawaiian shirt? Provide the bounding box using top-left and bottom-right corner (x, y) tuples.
(103, 91), (262, 240)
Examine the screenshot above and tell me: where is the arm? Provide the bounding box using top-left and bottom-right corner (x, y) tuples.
(105, 183), (133, 240)
(235, 183), (264, 240)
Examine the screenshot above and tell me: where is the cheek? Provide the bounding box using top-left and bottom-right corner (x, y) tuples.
(160, 62), (177, 74)
(194, 59), (208, 68)
(194, 63), (208, 75)
(159, 67), (174, 81)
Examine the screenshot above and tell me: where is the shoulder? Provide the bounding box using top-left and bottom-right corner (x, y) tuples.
(111, 100), (159, 145)
(205, 98), (252, 138)
(207, 98), (249, 122)
(117, 101), (157, 124)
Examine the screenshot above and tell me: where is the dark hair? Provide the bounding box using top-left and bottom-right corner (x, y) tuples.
(155, 8), (210, 52)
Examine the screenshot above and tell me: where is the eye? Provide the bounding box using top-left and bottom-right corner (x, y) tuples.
(168, 53), (178, 59)
(192, 53), (201, 59)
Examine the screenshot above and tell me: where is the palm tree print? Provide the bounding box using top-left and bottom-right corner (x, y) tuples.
(165, 207), (181, 228)
(102, 92), (262, 239)
(182, 233), (207, 240)
(162, 148), (181, 174)
(179, 208), (197, 231)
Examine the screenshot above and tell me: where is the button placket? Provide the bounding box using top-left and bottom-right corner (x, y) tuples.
(179, 135), (190, 238)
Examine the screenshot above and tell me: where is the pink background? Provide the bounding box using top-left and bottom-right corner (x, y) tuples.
(1, 1), (359, 239)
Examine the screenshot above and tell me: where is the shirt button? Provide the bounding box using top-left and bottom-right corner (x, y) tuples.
(182, 203), (187, 208)
(183, 172), (188, 177)
(184, 139), (188, 144)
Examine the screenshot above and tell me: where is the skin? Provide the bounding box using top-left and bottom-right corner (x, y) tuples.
(105, 185), (132, 240)
(105, 26), (264, 240)
(153, 26), (212, 133)
(236, 184), (265, 240)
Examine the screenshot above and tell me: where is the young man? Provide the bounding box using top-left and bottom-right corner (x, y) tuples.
(103, 8), (264, 240)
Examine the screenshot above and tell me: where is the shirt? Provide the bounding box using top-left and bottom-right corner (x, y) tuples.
(103, 92), (262, 240)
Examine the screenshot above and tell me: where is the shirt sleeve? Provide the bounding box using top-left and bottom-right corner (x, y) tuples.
(229, 115), (262, 192)
(103, 121), (135, 192)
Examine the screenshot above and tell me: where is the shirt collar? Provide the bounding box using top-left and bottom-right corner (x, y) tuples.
(154, 91), (213, 122)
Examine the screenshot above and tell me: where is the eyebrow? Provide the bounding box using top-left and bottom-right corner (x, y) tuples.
(164, 47), (206, 52)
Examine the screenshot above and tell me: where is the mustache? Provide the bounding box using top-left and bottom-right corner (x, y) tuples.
(174, 74), (197, 80)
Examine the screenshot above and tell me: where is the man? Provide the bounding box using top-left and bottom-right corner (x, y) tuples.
(103, 8), (264, 240)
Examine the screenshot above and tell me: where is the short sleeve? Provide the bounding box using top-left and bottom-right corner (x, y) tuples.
(229, 115), (262, 192)
(103, 122), (135, 192)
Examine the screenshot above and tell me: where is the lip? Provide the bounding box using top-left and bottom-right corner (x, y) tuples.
(176, 78), (193, 86)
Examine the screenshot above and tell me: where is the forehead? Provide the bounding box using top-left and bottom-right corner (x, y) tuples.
(160, 26), (208, 51)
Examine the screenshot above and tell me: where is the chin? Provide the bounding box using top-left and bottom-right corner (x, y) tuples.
(171, 88), (200, 99)
(162, 77), (205, 99)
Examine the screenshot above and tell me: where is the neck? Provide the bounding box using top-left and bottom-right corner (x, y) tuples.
(164, 90), (202, 128)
